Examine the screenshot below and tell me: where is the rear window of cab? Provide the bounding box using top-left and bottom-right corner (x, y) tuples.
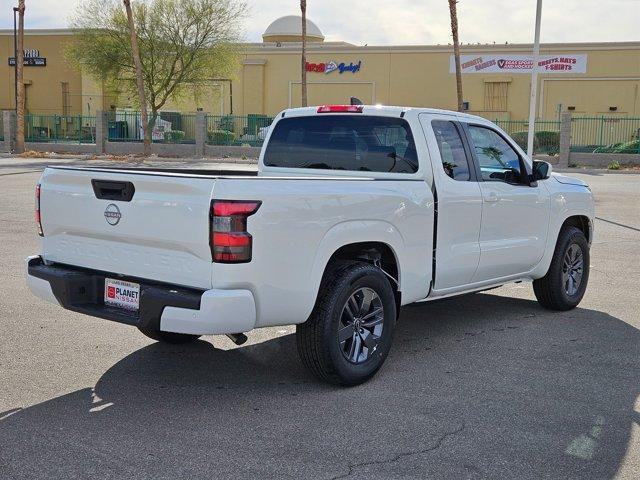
(263, 115), (419, 173)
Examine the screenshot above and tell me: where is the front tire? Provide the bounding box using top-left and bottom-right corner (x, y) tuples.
(296, 262), (397, 386)
(534, 226), (590, 311)
(137, 326), (201, 344)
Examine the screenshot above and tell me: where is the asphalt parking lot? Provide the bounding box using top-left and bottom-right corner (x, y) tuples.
(0, 157), (639, 479)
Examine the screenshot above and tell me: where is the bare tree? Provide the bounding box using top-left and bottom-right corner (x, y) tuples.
(15, 0), (25, 153)
(300, 0), (308, 107)
(448, 0), (464, 112)
(123, 0), (150, 156)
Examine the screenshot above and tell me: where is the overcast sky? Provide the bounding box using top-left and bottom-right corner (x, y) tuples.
(1, 0), (638, 45)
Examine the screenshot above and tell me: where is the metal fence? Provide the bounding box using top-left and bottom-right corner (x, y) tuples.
(163, 113), (196, 144)
(106, 111), (197, 144)
(23, 112), (638, 154)
(25, 114), (96, 144)
(494, 117), (640, 155)
(494, 119), (561, 155)
(106, 111), (140, 142)
(205, 114), (273, 147)
(21, 112), (275, 146)
(570, 116), (640, 153)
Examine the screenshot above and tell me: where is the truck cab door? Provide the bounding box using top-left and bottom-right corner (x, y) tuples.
(419, 114), (483, 291)
(461, 123), (551, 281)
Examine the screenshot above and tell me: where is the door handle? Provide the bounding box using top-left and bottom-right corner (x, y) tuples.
(485, 191), (500, 203)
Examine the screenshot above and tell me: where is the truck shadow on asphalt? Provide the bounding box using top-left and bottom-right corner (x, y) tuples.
(1, 294), (639, 479)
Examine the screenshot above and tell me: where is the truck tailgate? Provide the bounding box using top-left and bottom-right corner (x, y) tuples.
(39, 167), (216, 289)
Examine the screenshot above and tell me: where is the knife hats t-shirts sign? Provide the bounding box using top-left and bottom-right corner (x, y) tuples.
(450, 54), (587, 74)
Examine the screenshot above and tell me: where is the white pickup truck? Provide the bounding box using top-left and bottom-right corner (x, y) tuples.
(27, 105), (594, 385)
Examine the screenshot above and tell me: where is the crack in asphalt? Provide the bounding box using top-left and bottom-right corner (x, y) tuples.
(328, 421), (466, 479)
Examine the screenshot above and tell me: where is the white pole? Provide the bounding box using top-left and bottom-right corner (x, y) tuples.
(527, 0), (543, 158)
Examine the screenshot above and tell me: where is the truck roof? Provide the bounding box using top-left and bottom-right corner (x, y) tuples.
(281, 105), (488, 122)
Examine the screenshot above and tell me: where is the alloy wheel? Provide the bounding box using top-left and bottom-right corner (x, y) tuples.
(338, 287), (385, 364)
(562, 243), (584, 296)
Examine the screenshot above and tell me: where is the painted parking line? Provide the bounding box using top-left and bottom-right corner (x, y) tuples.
(0, 170), (42, 177)
(596, 216), (640, 233)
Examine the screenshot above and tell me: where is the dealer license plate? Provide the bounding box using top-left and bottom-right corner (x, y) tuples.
(104, 278), (140, 312)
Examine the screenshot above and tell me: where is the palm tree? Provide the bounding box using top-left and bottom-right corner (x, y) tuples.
(300, 0), (308, 107)
(448, 0), (464, 112)
(123, 0), (150, 155)
(15, 0), (25, 153)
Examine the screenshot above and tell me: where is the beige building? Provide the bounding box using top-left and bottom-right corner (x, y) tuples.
(0, 29), (118, 116)
(2, 16), (639, 121)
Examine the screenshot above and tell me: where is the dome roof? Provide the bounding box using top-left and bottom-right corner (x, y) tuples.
(263, 15), (325, 42)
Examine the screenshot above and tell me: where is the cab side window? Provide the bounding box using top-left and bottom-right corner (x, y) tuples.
(467, 125), (526, 184)
(432, 121), (471, 181)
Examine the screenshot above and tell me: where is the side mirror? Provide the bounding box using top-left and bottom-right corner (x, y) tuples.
(532, 160), (552, 182)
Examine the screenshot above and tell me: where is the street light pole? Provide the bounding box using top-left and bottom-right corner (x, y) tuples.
(13, 7), (18, 113)
(526, 0), (543, 158)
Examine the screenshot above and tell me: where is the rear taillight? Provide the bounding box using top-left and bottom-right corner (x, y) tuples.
(210, 200), (261, 263)
(35, 183), (43, 237)
(317, 105), (364, 113)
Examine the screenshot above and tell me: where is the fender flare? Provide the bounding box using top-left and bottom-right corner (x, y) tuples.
(298, 220), (407, 321)
(532, 211), (594, 279)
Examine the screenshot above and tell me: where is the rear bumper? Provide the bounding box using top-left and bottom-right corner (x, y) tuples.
(26, 256), (256, 335)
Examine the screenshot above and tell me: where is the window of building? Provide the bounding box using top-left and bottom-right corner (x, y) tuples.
(467, 125), (525, 184)
(431, 121), (471, 181)
(484, 82), (509, 112)
(264, 115), (419, 173)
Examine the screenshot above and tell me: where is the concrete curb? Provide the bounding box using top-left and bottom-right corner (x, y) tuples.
(555, 167), (640, 175)
(3, 153), (259, 164)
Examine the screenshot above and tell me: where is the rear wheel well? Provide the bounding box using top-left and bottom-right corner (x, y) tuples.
(324, 242), (401, 312)
(562, 216), (591, 242)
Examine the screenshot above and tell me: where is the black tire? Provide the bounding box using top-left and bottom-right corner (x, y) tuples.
(296, 261), (397, 386)
(137, 326), (201, 344)
(533, 226), (590, 311)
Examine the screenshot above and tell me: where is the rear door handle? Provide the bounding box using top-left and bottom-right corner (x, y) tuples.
(485, 191), (500, 203)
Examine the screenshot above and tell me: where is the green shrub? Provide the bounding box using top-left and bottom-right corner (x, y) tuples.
(207, 129), (235, 145)
(612, 140), (640, 154)
(509, 130), (559, 155)
(608, 160), (621, 170)
(593, 140), (640, 154)
(535, 131), (560, 155)
(592, 144), (620, 153)
(510, 131), (536, 152)
(163, 130), (185, 143)
(218, 115), (235, 133)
